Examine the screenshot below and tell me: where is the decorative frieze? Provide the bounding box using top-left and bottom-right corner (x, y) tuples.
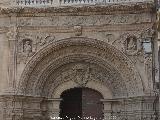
(17, 13), (152, 27)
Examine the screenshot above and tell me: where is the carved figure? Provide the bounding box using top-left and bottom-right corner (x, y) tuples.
(127, 36), (137, 50)
(23, 39), (32, 57)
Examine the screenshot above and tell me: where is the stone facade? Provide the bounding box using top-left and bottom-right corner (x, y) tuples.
(0, 0), (159, 120)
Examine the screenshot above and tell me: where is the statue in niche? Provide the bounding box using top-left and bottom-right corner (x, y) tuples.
(126, 36), (137, 50)
(23, 39), (32, 57)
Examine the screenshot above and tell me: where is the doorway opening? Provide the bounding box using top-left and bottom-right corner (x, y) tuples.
(60, 88), (104, 120)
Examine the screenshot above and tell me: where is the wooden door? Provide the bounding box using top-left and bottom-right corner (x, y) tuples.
(82, 88), (103, 120)
(60, 88), (103, 120)
(60, 88), (82, 120)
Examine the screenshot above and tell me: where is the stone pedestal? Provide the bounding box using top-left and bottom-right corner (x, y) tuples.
(47, 98), (62, 120)
(101, 99), (114, 120)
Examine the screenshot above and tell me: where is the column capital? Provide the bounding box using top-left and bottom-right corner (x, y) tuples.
(47, 98), (63, 101)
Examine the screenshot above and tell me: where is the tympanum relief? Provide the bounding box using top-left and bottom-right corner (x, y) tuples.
(39, 62), (126, 98)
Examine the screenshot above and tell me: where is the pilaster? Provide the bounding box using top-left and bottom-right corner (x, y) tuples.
(47, 98), (62, 120)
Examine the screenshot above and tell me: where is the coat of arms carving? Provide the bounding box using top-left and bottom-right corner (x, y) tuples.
(73, 64), (91, 87)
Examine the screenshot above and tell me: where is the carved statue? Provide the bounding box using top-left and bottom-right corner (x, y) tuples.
(23, 40), (32, 57)
(127, 36), (137, 50)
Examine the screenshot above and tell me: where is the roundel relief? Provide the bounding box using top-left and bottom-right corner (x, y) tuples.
(18, 37), (144, 98)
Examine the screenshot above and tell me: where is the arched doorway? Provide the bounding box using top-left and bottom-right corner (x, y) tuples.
(60, 88), (104, 120)
(16, 37), (144, 120)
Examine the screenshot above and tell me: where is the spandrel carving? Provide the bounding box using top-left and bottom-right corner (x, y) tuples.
(17, 33), (55, 64)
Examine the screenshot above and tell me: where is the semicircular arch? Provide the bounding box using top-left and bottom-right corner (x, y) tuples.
(17, 37), (144, 98)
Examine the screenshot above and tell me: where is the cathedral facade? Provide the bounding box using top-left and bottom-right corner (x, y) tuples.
(0, 0), (159, 120)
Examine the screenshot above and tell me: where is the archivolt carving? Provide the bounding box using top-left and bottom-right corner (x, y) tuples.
(17, 37), (144, 98)
(37, 62), (126, 98)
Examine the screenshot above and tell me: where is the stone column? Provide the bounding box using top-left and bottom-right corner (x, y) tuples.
(47, 98), (62, 120)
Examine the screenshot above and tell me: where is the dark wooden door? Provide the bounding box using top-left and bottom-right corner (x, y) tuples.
(82, 88), (103, 120)
(60, 88), (103, 120)
(60, 88), (82, 120)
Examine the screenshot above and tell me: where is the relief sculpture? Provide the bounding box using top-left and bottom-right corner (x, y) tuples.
(73, 64), (91, 87)
(23, 39), (32, 57)
(126, 36), (137, 51)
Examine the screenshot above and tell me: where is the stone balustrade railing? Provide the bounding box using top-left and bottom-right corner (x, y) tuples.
(60, 0), (151, 5)
(16, 0), (153, 6)
(16, 0), (54, 6)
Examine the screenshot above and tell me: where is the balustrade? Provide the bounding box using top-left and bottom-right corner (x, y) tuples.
(17, 0), (54, 6)
(60, 0), (148, 5)
(15, 0), (152, 6)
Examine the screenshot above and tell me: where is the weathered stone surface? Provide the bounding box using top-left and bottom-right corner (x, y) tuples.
(0, 1), (158, 120)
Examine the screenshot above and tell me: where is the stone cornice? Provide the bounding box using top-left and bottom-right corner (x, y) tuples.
(0, 2), (155, 16)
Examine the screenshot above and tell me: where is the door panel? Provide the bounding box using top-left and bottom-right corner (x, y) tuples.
(82, 88), (103, 120)
(60, 88), (82, 120)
